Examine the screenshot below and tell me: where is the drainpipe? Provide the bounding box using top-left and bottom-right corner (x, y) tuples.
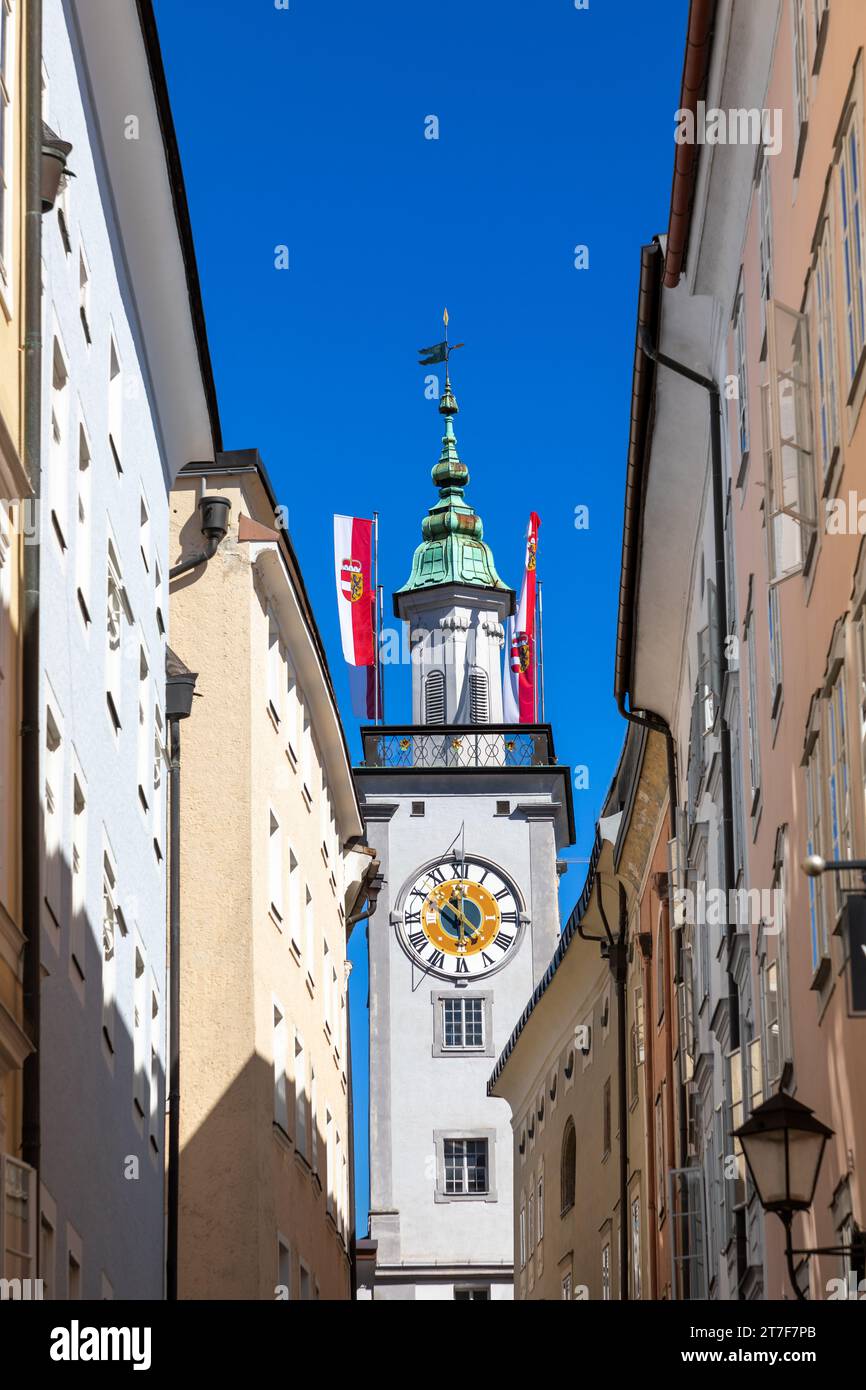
(577, 879), (629, 1299)
(165, 495), (230, 1300)
(164, 649), (196, 1304)
(21, 0), (44, 1191)
(637, 332), (745, 1292)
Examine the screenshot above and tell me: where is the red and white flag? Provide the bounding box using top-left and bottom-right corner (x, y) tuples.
(334, 515), (375, 667)
(503, 512), (540, 724)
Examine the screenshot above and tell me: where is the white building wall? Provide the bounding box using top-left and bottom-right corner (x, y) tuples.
(360, 775), (567, 1299)
(38, 0), (172, 1299)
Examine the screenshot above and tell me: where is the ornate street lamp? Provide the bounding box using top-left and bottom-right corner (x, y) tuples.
(734, 1093), (864, 1300)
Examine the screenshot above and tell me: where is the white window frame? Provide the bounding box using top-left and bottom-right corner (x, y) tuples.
(812, 213), (840, 480)
(70, 758), (87, 985)
(78, 241), (92, 345)
(268, 808), (283, 927)
(267, 608), (281, 725)
(132, 936), (147, 1118)
(0, 0), (16, 310)
(0, 1154), (37, 1284)
(294, 1029), (308, 1159)
(43, 699), (64, 930)
(744, 599), (761, 801)
(49, 329), (71, 549)
(733, 278), (750, 467)
(137, 642), (151, 815)
(839, 98), (866, 386)
(826, 667), (853, 916)
(805, 733), (828, 968)
(106, 538), (127, 732)
(792, 0), (810, 134)
(273, 999), (288, 1134)
(149, 979), (161, 1153)
(75, 415), (92, 626)
(108, 333), (123, 473)
(434, 1130), (496, 1203)
(762, 301), (816, 583)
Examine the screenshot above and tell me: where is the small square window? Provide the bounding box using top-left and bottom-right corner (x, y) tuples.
(444, 1138), (488, 1194)
(495, 800), (511, 816)
(411, 801), (425, 817)
(433, 991), (493, 1056)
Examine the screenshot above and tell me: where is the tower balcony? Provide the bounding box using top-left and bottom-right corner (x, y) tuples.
(358, 723), (557, 771)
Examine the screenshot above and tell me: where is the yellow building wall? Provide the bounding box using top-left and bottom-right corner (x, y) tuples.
(170, 472), (353, 1299)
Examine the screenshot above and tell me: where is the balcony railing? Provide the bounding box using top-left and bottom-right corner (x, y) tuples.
(358, 723), (556, 770)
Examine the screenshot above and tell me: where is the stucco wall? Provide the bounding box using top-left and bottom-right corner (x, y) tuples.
(37, 0), (172, 1299)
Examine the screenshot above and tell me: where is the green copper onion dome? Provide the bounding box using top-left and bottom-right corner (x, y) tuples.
(396, 376), (510, 599)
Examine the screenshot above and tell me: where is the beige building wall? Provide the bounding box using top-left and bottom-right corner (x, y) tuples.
(727, 0), (866, 1298)
(170, 456), (366, 1300)
(0, 0), (34, 1273)
(492, 727), (667, 1301)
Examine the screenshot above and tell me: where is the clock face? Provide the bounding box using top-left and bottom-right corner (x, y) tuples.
(399, 856), (523, 980)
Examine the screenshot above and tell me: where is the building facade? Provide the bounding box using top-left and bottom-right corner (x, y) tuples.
(724, 0), (866, 1299)
(490, 725), (664, 1302)
(616, 0), (866, 1301)
(0, 0), (35, 1287)
(170, 452), (371, 1301)
(37, 0), (219, 1298)
(356, 378), (574, 1300)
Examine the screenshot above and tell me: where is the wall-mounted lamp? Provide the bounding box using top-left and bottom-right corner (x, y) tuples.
(41, 122), (73, 213)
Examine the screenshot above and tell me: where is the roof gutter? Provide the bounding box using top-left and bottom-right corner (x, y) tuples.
(614, 239), (666, 733)
(135, 0), (222, 453)
(664, 0), (717, 289)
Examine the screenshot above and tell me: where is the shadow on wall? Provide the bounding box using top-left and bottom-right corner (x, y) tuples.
(178, 1051), (353, 1300)
(39, 835), (166, 1300)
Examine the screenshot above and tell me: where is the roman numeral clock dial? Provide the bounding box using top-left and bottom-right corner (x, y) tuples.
(399, 857), (523, 980)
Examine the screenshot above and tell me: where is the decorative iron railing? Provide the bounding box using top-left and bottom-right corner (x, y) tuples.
(358, 724), (556, 770)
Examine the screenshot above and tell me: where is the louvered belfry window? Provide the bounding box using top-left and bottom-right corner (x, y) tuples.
(425, 670), (445, 723)
(469, 669), (488, 724)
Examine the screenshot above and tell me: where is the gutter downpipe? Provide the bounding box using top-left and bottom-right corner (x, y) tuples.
(578, 881), (630, 1300)
(637, 335), (744, 1294)
(21, 0), (44, 1192)
(615, 242), (687, 1293)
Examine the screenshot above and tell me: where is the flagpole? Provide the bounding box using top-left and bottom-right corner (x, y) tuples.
(373, 511), (380, 724)
(378, 583), (385, 724)
(537, 579), (546, 723)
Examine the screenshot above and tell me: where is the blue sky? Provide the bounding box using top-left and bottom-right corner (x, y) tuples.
(154, 0), (688, 1236)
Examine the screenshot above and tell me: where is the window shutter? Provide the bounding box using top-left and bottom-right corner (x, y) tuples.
(468, 669), (488, 724)
(424, 670), (445, 723)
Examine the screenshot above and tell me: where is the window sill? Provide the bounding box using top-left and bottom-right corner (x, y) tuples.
(305, 971), (316, 998)
(822, 444), (842, 500)
(809, 954), (832, 993)
(812, 7), (829, 74)
(846, 341), (866, 410)
(793, 119), (809, 181)
(273, 1121), (292, 1152)
(434, 1189), (497, 1205)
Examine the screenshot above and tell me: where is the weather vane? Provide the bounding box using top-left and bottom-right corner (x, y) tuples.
(418, 308), (464, 377)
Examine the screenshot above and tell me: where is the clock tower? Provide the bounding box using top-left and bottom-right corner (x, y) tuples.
(356, 368), (574, 1300)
